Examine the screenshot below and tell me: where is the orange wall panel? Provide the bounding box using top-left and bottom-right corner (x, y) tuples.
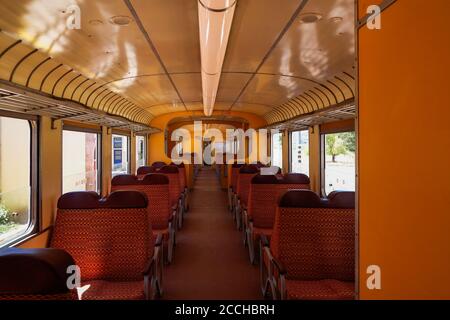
(358, 0), (450, 299)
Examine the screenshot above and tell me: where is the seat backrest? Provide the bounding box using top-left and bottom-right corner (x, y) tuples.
(152, 161), (167, 169)
(159, 165), (181, 207)
(51, 191), (151, 282)
(271, 190), (355, 282)
(0, 248), (76, 300)
(137, 166), (157, 179)
(248, 174), (280, 228)
(171, 162), (187, 189)
(278, 173), (311, 190)
(111, 174), (171, 230)
(236, 164), (259, 207)
(230, 164), (244, 192)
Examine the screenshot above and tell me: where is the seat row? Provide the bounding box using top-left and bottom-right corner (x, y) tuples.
(0, 161), (189, 300)
(227, 164), (355, 300)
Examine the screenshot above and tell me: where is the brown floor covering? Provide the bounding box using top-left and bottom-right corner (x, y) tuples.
(162, 167), (261, 300)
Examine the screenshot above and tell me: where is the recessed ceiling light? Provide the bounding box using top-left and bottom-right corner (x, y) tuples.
(109, 15), (133, 26)
(330, 16), (343, 23)
(299, 13), (322, 24)
(89, 19), (104, 26)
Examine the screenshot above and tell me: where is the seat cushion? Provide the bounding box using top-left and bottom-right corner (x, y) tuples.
(81, 280), (145, 300)
(285, 279), (354, 300)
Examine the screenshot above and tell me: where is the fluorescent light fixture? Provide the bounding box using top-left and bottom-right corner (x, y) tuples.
(198, 0), (237, 116)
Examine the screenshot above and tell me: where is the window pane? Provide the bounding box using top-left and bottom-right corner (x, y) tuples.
(136, 136), (146, 169)
(271, 133), (283, 169)
(112, 134), (129, 177)
(0, 117), (32, 246)
(63, 131), (99, 194)
(291, 130), (309, 176)
(323, 132), (356, 194)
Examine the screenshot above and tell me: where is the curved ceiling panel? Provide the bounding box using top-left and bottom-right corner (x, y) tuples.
(0, 31), (153, 124)
(0, 0), (356, 126)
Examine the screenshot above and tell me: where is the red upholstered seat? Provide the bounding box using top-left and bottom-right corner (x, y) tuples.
(0, 248), (77, 300)
(81, 280), (145, 300)
(50, 191), (162, 300)
(262, 190), (355, 300)
(137, 166), (157, 179)
(234, 165), (259, 229)
(245, 174), (311, 264)
(111, 174), (176, 263)
(159, 165), (184, 229)
(285, 279), (354, 300)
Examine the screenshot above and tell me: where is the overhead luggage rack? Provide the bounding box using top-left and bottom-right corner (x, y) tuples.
(265, 99), (356, 131)
(0, 80), (160, 134)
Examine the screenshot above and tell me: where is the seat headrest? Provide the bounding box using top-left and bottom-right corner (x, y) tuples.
(232, 163), (244, 169)
(141, 173), (169, 185)
(170, 162), (185, 168)
(111, 174), (140, 186)
(327, 191), (355, 209)
(58, 191), (148, 209)
(137, 166), (157, 175)
(0, 248), (75, 294)
(57, 192), (101, 209)
(102, 191), (148, 208)
(112, 174), (169, 185)
(151, 161), (167, 169)
(251, 174), (279, 184)
(279, 190), (323, 208)
(239, 164), (259, 174)
(255, 162), (267, 168)
(280, 173), (310, 184)
(159, 165), (179, 174)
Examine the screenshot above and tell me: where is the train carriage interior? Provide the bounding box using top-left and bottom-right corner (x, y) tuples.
(0, 0), (449, 306)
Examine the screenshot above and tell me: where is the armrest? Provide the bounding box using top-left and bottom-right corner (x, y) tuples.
(154, 233), (163, 247)
(271, 256), (287, 275)
(260, 234), (270, 247)
(143, 234), (163, 275)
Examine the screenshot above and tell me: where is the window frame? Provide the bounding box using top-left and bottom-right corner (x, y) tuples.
(111, 132), (131, 176)
(271, 131), (283, 169)
(289, 129), (310, 175)
(135, 134), (147, 169)
(0, 111), (39, 248)
(62, 125), (102, 194)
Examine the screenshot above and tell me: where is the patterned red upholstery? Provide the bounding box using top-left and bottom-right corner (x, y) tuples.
(277, 173), (311, 196)
(0, 248), (77, 300)
(80, 280), (145, 300)
(50, 191), (153, 300)
(159, 166), (182, 207)
(247, 175), (279, 228)
(171, 162), (187, 189)
(111, 174), (171, 231)
(137, 166), (157, 179)
(236, 165), (259, 208)
(270, 190), (355, 300)
(230, 164), (244, 192)
(285, 279), (354, 300)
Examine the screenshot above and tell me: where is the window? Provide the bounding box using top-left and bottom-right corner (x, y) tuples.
(290, 130), (309, 176)
(136, 135), (146, 169)
(322, 131), (356, 195)
(112, 134), (130, 177)
(0, 116), (36, 247)
(271, 132), (283, 169)
(63, 130), (100, 194)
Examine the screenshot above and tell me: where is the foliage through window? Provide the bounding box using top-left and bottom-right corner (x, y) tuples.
(0, 116), (34, 246)
(323, 131), (356, 194)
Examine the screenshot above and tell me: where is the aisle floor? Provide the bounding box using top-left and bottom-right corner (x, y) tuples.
(163, 167), (261, 300)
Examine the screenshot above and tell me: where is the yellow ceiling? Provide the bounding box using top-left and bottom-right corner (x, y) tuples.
(0, 0), (355, 125)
